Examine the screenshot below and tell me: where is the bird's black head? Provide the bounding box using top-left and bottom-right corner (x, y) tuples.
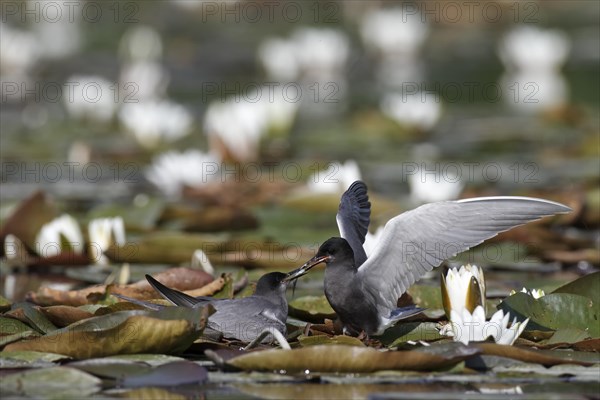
(315, 237), (354, 263)
(285, 237), (355, 282)
(254, 272), (289, 297)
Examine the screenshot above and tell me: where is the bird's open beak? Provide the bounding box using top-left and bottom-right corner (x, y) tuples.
(283, 254), (331, 282)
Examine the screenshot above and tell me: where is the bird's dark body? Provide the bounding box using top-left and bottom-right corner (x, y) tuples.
(324, 266), (379, 335)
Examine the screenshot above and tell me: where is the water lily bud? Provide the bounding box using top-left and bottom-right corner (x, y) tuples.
(441, 264), (486, 319)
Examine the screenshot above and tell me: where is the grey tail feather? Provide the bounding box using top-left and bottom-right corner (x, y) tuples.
(389, 305), (425, 321)
(112, 293), (165, 311)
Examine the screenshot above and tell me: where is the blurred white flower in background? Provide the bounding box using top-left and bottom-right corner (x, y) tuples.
(306, 160), (361, 194)
(119, 25), (163, 62)
(120, 61), (170, 101)
(204, 86), (299, 162)
(119, 26), (169, 101)
(35, 214), (84, 257)
(499, 26), (570, 71)
(361, 8), (428, 57)
(257, 27), (349, 117)
(408, 164), (463, 204)
(0, 22), (40, 72)
(381, 91), (441, 131)
(510, 287), (546, 299)
(63, 75), (118, 123)
(145, 150), (221, 197)
(360, 8), (429, 88)
(258, 38), (300, 82)
(88, 217), (126, 265)
(119, 100), (193, 148)
(32, 0), (81, 60)
(291, 27), (349, 79)
(498, 26), (571, 113)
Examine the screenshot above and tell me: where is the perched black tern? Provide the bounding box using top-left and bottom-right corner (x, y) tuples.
(291, 181), (571, 336)
(118, 272), (304, 343)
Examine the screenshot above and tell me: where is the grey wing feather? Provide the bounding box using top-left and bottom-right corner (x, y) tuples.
(146, 274), (210, 308)
(357, 197), (571, 316)
(336, 181), (371, 266)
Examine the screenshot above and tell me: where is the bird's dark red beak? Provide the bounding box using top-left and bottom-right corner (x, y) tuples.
(283, 254), (331, 282)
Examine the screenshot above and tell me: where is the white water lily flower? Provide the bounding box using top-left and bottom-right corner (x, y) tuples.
(63, 75), (117, 123)
(88, 217), (126, 265)
(381, 91), (441, 131)
(441, 264), (486, 318)
(449, 305), (529, 346)
(499, 26), (570, 72)
(408, 163), (463, 204)
(35, 214), (84, 257)
(204, 87), (298, 162)
(145, 149), (221, 198)
(360, 8), (428, 57)
(510, 287), (546, 299)
(306, 160), (361, 194)
(291, 27), (349, 78)
(119, 100), (192, 148)
(258, 37), (300, 82)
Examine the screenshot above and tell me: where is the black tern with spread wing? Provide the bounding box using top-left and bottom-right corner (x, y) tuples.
(292, 181), (572, 336)
(118, 271), (305, 343)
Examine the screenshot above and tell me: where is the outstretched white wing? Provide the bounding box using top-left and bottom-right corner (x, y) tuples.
(357, 197), (570, 317)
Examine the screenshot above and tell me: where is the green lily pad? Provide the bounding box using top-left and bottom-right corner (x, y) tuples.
(552, 271), (599, 304)
(10, 302), (58, 334)
(546, 328), (592, 345)
(0, 366), (101, 398)
(0, 350), (70, 366)
(380, 322), (445, 347)
(289, 295), (336, 323)
(498, 292), (599, 337)
(0, 316), (33, 335)
(4, 306), (210, 359)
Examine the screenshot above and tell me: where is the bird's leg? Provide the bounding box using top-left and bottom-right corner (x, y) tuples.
(243, 329), (291, 351)
(356, 330), (369, 342)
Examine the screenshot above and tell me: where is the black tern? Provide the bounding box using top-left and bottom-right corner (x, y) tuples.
(118, 272), (304, 343)
(291, 181), (571, 336)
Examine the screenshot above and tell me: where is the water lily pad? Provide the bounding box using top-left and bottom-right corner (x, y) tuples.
(4, 306), (210, 359)
(546, 328), (592, 345)
(215, 343), (479, 373)
(552, 271), (599, 304)
(8, 302), (57, 334)
(39, 305), (95, 327)
(0, 350), (70, 366)
(298, 335), (365, 347)
(380, 322), (445, 347)
(288, 295), (336, 323)
(0, 316), (32, 335)
(498, 292), (599, 337)
(0, 330), (41, 348)
(0, 366), (101, 398)
(473, 343), (598, 367)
